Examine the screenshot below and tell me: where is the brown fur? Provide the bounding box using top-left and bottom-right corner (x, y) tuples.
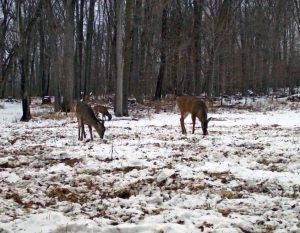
(176, 96), (212, 135)
(76, 101), (105, 140)
(93, 105), (112, 121)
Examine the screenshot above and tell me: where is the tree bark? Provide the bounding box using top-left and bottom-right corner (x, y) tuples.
(115, 0), (124, 116)
(122, 0), (133, 116)
(46, 0), (61, 111)
(131, 0), (143, 103)
(193, 0), (204, 95)
(74, 0), (84, 99)
(62, 0), (75, 112)
(84, 0), (96, 96)
(17, 1), (43, 121)
(38, 17), (47, 97)
(154, 6), (167, 100)
(0, 0), (15, 98)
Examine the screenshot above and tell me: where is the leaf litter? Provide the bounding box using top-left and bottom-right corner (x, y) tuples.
(0, 100), (299, 232)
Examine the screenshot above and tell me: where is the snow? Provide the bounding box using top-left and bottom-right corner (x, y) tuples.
(0, 99), (300, 233)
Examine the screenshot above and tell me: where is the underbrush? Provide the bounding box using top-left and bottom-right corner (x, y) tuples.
(17, 95), (300, 123)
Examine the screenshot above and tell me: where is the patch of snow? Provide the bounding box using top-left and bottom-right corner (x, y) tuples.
(0, 100), (299, 232)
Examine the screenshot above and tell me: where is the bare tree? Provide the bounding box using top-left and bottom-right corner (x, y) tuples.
(122, 0), (133, 115)
(46, 0), (62, 111)
(74, 0), (84, 99)
(115, 0), (124, 116)
(193, 0), (204, 95)
(17, 1), (43, 121)
(84, 0), (96, 96)
(0, 0), (15, 98)
(131, 0), (143, 103)
(1, 0), (300, 106)
(62, 0), (75, 112)
(154, 4), (168, 100)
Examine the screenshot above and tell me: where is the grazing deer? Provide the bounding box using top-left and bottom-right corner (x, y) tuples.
(93, 105), (112, 121)
(76, 101), (105, 141)
(176, 96), (212, 135)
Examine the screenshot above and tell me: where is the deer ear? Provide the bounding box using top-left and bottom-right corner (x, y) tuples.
(207, 117), (212, 123)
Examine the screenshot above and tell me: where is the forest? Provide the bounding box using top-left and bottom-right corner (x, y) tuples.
(1, 1), (300, 232)
(1, 0), (300, 120)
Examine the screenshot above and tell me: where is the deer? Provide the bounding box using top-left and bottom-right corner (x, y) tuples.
(93, 105), (112, 121)
(176, 96), (212, 135)
(75, 101), (105, 141)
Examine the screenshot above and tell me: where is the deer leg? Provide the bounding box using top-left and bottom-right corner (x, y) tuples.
(200, 119), (208, 135)
(82, 124), (86, 139)
(78, 119), (81, 140)
(78, 118), (84, 140)
(88, 125), (93, 141)
(192, 115), (196, 134)
(80, 118), (86, 140)
(180, 113), (188, 134)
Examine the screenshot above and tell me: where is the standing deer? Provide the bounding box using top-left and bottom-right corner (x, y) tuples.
(76, 101), (105, 141)
(176, 96), (212, 135)
(93, 105), (112, 121)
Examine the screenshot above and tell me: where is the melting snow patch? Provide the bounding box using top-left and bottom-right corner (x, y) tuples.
(0, 171), (20, 183)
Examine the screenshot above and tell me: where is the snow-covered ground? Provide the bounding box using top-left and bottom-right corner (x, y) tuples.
(0, 99), (299, 233)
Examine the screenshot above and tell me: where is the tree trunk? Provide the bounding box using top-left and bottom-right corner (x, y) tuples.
(74, 0), (84, 99)
(17, 1), (43, 121)
(115, 0), (124, 116)
(193, 0), (204, 95)
(39, 17), (47, 97)
(20, 44), (31, 121)
(122, 0), (132, 116)
(84, 0), (96, 96)
(62, 0), (75, 112)
(104, 0), (116, 94)
(131, 0), (143, 103)
(46, 0), (61, 111)
(0, 0), (15, 98)
(154, 6), (167, 100)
